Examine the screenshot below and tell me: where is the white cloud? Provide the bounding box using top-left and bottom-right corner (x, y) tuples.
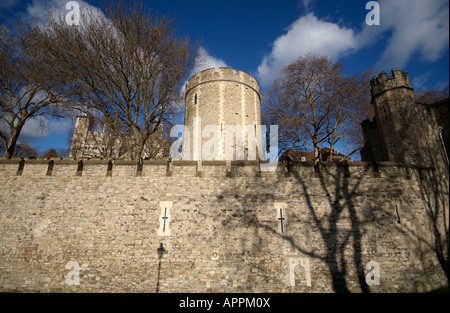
(178, 47), (228, 99)
(47, 118), (72, 135)
(256, 13), (357, 87)
(359, 0), (449, 71)
(21, 116), (49, 138)
(412, 71), (433, 91)
(20, 116), (72, 139)
(257, 0), (449, 87)
(25, 0), (105, 27)
(192, 47), (228, 75)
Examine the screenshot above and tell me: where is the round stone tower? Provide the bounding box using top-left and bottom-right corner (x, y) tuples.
(183, 67), (262, 161)
(369, 69), (431, 166)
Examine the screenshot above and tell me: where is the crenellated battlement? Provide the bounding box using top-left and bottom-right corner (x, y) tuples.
(0, 158), (433, 181)
(185, 67), (260, 96)
(370, 69), (413, 98)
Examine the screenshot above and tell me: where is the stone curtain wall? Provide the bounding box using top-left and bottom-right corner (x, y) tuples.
(0, 159), (448, 292)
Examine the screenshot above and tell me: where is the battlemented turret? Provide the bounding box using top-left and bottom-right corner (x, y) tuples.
(370, 69), (413, 98)
(369, 69), (432, 166)
(183, 67), (262, 161)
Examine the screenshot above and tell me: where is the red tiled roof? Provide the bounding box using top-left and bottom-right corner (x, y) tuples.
(281, 148), (348, 162)
(284, 150), (315, 162)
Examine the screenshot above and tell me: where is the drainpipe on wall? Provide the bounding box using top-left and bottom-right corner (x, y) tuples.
(437, 126), (449, 167)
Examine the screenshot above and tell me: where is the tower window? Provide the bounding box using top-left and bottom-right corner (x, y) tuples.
(194, 94), (197, 105)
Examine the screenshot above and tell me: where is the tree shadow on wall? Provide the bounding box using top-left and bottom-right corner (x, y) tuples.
(383, 100), (449, 287)
(281, 162), (376, 293)
(216, 162), (381, 293)
(408, 168), (449, 286)
(217, 161), (447, 293)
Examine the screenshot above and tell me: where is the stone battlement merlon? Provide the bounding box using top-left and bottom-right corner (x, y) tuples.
(185, 67), (260, 97)
(370, 69), (413, 98)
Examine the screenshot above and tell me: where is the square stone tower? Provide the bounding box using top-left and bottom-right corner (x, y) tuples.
(69, 115), (94, 158)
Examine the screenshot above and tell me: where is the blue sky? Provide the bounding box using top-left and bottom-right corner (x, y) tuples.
(1, 0), (449, 155)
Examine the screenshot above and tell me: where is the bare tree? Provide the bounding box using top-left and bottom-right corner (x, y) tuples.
(265, 55), (373, 162)
(42, 148), (58, 158)
(13, 141), (38, 158)
(0, 22), (64, 159)
(416, 84), (449, 104)
(141, 122), (173, 160)
(261, 95), (309, 158)
(37, 1), (197, 160)
(67, 116), (122, 159)
(66, 114), (169, 159)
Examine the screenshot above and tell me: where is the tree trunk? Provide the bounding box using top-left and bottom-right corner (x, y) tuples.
(313, 133), (320, 165)
(135, 139), (145, 160)
(329, 141), (335, 162)
(3, 122), (24, 159)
